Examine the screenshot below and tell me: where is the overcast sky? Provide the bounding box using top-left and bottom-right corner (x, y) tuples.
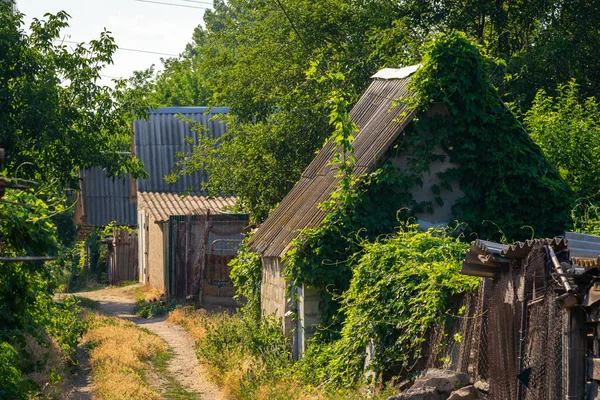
(16, 0), (209, 85)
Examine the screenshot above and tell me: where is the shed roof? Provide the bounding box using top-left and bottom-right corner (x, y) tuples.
(461, 238), (569, 278)
(248, 67), (419, 258)
(138, 191), (237, 222)
(134, 107), (229, 193)
(80, 167), (137, 227)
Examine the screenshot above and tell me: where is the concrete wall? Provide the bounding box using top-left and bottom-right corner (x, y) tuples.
(297, 286), (321, 356)
(261, 256), (292, 335)
(147, 217), (168, 292)
(391, 103), (462, 227)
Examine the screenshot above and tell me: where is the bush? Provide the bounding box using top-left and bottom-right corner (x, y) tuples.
(229, 234), (263, 319)
(195, 311), (292, 399)
(0, 342), (35, 399)
(295, 227), (478, 388)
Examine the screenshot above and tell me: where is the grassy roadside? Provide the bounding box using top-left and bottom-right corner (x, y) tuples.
(167, 307), (395, 400)
(79, 301), (195, 399)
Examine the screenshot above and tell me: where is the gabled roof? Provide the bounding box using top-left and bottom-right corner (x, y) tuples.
(134, 107), (229, 194)
(138, 191), (236, 222)
(248, 66), (419, 258)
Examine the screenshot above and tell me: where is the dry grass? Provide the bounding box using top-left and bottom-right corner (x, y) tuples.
(137, 285), (165, 302)
(24, 335), (70, 397)
(84, 314), (168, 399)
(167, 306), (212, 341)
(167, 306), (395, 400)
(168, 307), (316, 400)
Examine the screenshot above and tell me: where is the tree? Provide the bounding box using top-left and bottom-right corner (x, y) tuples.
(525, 80), (600, 202)
(0, 4), (146, 189)
(140, 0), (600, 222)
(0, 4), (147, 395)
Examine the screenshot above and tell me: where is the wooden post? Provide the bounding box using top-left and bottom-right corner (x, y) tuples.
(565, 307), (587, 399)
(197, 211), (211, 304)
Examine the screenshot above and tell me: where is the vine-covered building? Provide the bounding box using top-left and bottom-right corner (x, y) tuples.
(248, 59), (570, 358)
(248, 65), (464, 357)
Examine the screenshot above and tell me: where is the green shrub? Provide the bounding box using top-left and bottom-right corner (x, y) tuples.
(229, 234), (263, 320)
(0, 342), (35, 399)
(295, 227), (478, 387)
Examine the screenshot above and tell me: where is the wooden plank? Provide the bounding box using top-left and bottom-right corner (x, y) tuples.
(565, 308), (587, 399)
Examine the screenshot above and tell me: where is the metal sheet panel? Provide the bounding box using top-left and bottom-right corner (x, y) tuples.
(134, 107), (230, 193)
(565, 231), (600, 259)
(83, 167), (137, 227)
(248, 69), (418, 258)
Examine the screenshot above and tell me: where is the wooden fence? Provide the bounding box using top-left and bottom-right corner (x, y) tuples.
(107, 230), (138, 284)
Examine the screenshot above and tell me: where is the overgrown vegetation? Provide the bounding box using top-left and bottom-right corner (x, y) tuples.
(0, 190), (89, 398)
(0, 3), (149, 396)
(293, 228), (478, 387)
(169, 306), (397, 399)
(224, 32), (574, 395)
(132, 0), (600, 223)
(401, 32), (572, 241)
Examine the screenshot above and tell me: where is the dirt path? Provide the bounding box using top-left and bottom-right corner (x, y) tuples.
(64, 285), (223, 400)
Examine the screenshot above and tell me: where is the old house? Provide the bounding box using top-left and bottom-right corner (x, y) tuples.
(74, 166), (138, 283)
(247, 65), (465, 355)
(75, 107), (249, 300)
(247, 62), (567, 358)
(133, 107), (249, 304)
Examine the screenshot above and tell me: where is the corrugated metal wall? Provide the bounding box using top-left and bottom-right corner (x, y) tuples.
(134, 107), (230, 193)
(83, 167), (137, 226)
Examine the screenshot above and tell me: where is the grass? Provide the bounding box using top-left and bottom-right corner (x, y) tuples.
(167, 306), (398, 400)
(134, 286), (176, 318)
(83, 313), (168, 399)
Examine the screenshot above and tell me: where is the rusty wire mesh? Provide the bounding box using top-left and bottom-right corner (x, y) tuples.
(485, 245), (565, 400)
(417, 244), (567, 400)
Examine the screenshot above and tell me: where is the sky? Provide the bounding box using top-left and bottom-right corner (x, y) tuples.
(16, 0), (210, 85)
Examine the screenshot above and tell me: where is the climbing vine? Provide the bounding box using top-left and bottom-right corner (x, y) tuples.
(283, 32), (571, 347)
(294, 226), (478, 387)
(402, 32), (572, 241)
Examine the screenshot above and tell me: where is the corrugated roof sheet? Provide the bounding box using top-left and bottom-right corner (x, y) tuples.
(134, 107), (229, 193)
(138, 191), (237, 222)
(461, 237), (569, 278)
(501, 237), (568, 259)
(248, 67), (419, 258)
(82, 167), (137, 227)
(565, 231), (600, 259)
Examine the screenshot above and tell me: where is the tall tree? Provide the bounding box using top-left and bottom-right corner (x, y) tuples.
(142, 0), (600, 221)
(0, 5), (146, 189)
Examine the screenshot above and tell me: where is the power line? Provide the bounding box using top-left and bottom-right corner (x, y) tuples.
(178, 0), (214, 5)
(273, 0), (310, 53)
(134, 0), (210, 9)
(58, 39), (179, 57)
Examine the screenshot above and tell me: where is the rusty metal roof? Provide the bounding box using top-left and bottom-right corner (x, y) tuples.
(248, 68), (419, 258)
(138, 191), (237, 223)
